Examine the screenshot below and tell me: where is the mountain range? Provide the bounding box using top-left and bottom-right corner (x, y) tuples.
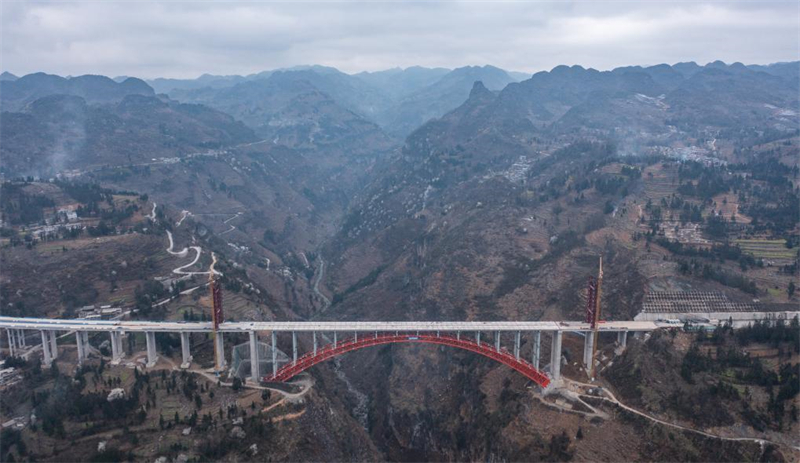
(1, 59), (798, 462)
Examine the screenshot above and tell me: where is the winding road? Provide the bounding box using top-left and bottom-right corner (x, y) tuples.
(564, 378), (800, 452)
(166, 230), (221, 276)
(313, 258), (331, 309)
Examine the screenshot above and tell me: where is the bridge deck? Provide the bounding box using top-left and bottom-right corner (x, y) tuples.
(0, 316), (661, 333)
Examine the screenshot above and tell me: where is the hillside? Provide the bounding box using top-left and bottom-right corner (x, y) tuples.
(0, 94), (257, 178)
(0, 60), (798, 463)
(0, 73), (154, 112)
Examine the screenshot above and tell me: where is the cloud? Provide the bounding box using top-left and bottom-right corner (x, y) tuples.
(1, 1), (797, 78)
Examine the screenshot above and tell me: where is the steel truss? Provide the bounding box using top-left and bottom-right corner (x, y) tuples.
(264, 332), (551, 388)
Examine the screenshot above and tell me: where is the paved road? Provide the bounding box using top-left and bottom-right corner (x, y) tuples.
(565, 378), (800, 453)
(165, 230), (221, 276)
(0, 316), (666, 333)
(313, 258), (331, 309)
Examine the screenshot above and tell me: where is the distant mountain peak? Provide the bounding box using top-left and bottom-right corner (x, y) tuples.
(468, 80), (492, 99)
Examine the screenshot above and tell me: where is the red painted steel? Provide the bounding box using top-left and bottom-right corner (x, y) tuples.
(585, 277), (597, 327)
(264, 333), (551, 388)
(211, 281), (223, 330)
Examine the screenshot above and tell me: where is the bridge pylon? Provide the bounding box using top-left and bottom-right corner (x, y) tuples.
(210, 275), (226, 373)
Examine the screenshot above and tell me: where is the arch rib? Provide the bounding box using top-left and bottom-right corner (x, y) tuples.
(264, 333), (550, 388)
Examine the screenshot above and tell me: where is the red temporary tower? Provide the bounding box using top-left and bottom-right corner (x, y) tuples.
(587, 258), (603, 379)
(210, 275), (224, 372)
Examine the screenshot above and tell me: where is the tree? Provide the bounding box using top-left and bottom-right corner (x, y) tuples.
(788, 281), (796, 299)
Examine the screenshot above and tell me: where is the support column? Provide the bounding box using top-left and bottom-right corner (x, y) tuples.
(214, 332), (226, 370)
(6, 329), (14, 356)
(40, 330), (52, 366)
(249, 331), (259, 383)
(550, 331), (562, 380)
(145, 331), (158, 368)
(19, 330), (26, 347)
(76, 331), (86, 364)
(532, 331), (541, 370)
(271, 331), (277, 377)
(514, 331), (521, 360)
(333, 332), (337, 348)
(180, 332), (192, 369)
(82, 332), (90, 356)
(49, 331), (58, 360)
(583, 331), (595, 370)
(476, 332), (481, 347)
(456, 331), (460, 340)
(617, 331), (628, 348)
(495, 331), (501, 352)
(292, 332), (297, 364)
(313, 331), (317, 356)
(110, 331), (124, 363)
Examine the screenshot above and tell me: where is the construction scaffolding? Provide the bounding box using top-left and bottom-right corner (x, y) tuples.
(230, 340), (288, 380)
(642, 291), (759, 314)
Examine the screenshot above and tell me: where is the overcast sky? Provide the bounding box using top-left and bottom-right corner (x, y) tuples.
(2, 1), (798, 79)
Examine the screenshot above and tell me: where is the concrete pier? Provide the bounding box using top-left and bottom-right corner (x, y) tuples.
(110, 331), (124, 364)
(271, 331), (278, 377)
(145, 331), (158, 367)
(214, 332), (226, 371)
(550, 331), (562, 380)
(180, 332), (192, 369)
(292, 331), (297, 364)
(313, 331), (317, 355)
(6, 329), (14, 356)
(40, 330), (52, 366)
(49, 331), (58, 360)
(249, 331), (259, 383)
(583, 331), (595, 370)
(532, 331), (541, 370)
(76, 331), (87, 364)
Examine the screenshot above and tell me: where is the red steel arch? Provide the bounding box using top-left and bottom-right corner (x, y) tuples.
(263, 332), (550, 388)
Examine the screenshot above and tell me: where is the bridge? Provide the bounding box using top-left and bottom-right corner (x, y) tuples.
(0, 316), (666, 388)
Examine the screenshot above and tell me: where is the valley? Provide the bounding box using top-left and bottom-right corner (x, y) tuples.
(1, 59), (798, 462)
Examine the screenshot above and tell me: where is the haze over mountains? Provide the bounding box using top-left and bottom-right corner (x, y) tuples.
(2, 60), (797, 180)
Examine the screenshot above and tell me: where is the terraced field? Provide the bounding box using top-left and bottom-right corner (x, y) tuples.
(735, 239), (798, 262)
